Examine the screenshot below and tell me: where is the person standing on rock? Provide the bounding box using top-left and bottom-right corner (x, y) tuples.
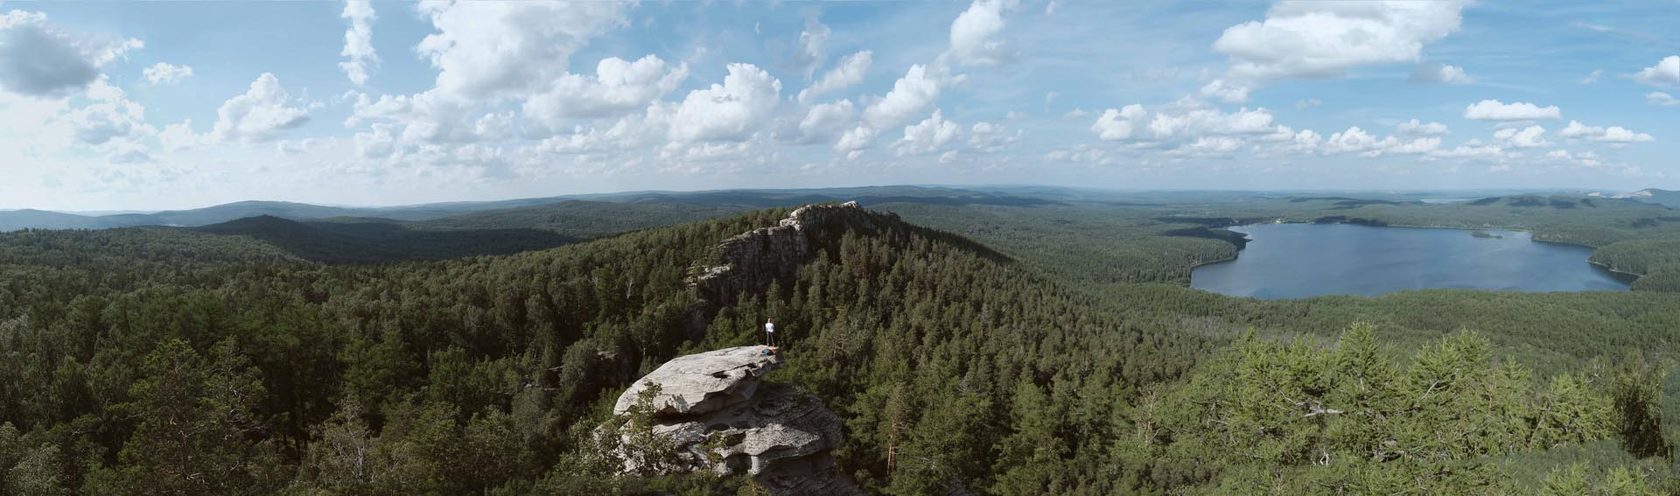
(764, 319), (777, 349)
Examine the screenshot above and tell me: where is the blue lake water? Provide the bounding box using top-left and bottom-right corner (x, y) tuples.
(1190, 223), (1629, 299)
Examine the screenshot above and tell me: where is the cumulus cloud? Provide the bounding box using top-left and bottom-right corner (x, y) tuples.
(1492, 125), (1547, 148)
(1395, 118), (1448, 136)
(1408, 62), (1473, 84)
(1213, 0), (1470, 80)
(1546, 149), (1602, 167)
(59, 79), (159, 163)
(1431, 141), (1506, 161)
(892, 109), (959, 155)
(1557, 120), (1655, 143)
(339, 0), (378, 86)
(348, 90), (511, 147)
(142, 62), (192, 86)
(1091, 103), (1280, 152)
(799, 50), (871, 103)
(416, 1), (625, 101)
(0, 10), (143, 97)
(948, 0), (1017, 66)
(1463, 99), (1561, 120)
(1199, 79), (1250, 103)
(968, 121), (1022, 153)
(796, 18), (830, 80)
(1648, 92), (1679, 106)
(1091, 105), (1146, 141)
(669, 63), (781, 142)
(798, 99), (855, 142)
(1632, 55), (1678, 86)
(524, 55), (688, 125)
(864, 64), (942, 129)
(834, 125), (877, 159)
(212, 73), (311, 143)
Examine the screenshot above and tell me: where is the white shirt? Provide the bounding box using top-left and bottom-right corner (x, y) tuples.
(765, 322), (775, 334)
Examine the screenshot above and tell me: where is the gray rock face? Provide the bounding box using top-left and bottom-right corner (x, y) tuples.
(611, 346), (864, 496)
(694, 201), (887, 307)
(612, 346), (782, 417)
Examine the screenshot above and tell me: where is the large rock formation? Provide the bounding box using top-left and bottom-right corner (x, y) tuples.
(610, 346), (864, 496)
(693, 201), (895, 307)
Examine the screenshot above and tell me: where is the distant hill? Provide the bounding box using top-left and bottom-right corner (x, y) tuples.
(0, 209), (109, 231)
(1631, 188), (1680, 209)
(0, 186), (1059, 232)
(192, 215), (576, 263)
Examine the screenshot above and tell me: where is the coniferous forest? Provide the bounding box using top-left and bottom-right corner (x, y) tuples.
(4, 188), (1680, 494)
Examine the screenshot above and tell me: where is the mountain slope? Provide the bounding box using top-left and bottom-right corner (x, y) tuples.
(192, 215), (576, 263)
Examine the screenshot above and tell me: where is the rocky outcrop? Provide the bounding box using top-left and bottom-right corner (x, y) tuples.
(610, 346), (864, 496)
(693, 201), (894, 307)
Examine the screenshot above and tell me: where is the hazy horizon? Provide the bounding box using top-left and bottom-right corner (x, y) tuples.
(3, 1), (1677, 211)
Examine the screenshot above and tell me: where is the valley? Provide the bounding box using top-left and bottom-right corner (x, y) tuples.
(4, 186), (1680, 493)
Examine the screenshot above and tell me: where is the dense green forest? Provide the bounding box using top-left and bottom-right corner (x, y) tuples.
(5, 188), (1680, 494)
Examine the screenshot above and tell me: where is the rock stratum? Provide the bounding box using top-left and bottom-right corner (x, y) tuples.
(610, 346), (864, 496)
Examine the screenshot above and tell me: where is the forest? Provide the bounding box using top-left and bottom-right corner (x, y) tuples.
(3, 187), (1680, 494)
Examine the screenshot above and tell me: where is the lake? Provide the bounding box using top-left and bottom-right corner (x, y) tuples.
(1190, 223), (1629, 299)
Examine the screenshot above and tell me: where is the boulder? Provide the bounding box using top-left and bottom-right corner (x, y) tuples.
(610, 346), (864, 496)
(612, 346), (781, 417)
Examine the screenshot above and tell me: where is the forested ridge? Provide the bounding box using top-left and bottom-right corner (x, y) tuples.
(3, 193), (1680, 494)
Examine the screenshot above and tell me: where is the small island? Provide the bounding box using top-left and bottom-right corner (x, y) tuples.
(1471, 230), (1503, 239)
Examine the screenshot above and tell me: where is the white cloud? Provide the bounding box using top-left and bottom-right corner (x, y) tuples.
(416, 1), (625, 101)
(834, 125), (877, 159)
(355, 123), (396, 158)
(1492, 125), (1547, 148)
(1546, 149), (1602, 167)
(1395, 118), (1448, 136)
(156, 119), (211, 152)
(799, 50), (871, 103)
(1213, 0), (1470, 80)
(1557, 120), (1655, 143)
(864, 64), (942, 128)
(1092, 103), (1281, 153)
(142, 62), (192, 86)
(1063, 108), (1089, 119)
(1649, 91), (1679, 106)
(524, 55), (688, 125)
(1632, 55), (1679, 87)
(1582, 69), (1603, 84)
(892, 109), (958, 155)
(1463, 99), (1561, 120)
(0, 10), (143, 97)
(212, 73), (310, 143)
(1409, 62), (1473, 84)
(1295, 98), (1321, 109)
(798, 99), (855, 141)
(1091, 105), (1146, 141)
(1431, 140), (1506, 160)
(948, 0), (1017, 66)
(59, 79), (159, 163)
(968, 121), (1021, 152)
(796, 18), (830, 80)
(1320, 126), (1387, 155)
(1146, 106), (1277, 140)
(339, 0), (378, 86)
(1199, 79), (1250, 103)
(669, 63), (781, 142)
(347, 90), (488, 145)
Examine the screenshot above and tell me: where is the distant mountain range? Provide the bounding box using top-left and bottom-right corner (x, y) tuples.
(0, 186), (1057, 232)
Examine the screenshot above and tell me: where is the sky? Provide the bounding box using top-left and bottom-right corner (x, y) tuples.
(0, 0), (1677, 210)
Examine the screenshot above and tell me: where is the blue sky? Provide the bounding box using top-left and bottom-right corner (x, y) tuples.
(0, 0), (1676, 210)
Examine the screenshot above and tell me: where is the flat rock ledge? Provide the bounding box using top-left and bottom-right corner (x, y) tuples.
(611, 346), (864, 496)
